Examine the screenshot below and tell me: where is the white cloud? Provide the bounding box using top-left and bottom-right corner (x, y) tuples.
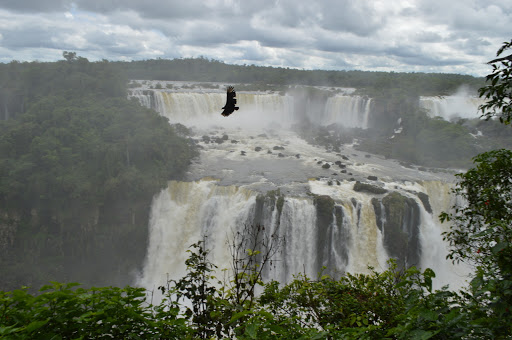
(0, 1), (509, 76)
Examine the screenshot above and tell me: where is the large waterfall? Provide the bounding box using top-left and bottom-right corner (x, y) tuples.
(419, 95), (484, 121)
(137, 178), (467, 293)
(132, 82), (471, 295)
(128, 87), (370, 128)
(322, 95), (372, 129)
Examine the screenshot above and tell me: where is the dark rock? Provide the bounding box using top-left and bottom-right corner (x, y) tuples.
(353, 181), (387, 195)
(240, 151), (246, 156)
(231, 140), (239, 143)
(273, 146), (285, 150)
(416, 192), (432, 214)
(214, 137), (224, 144)
(376, 192), (422, 268)
(202, 135), (211, 142)
(278, 153), (285, 158)
(322, 163), (331, 169)
(365, 154), (371, 158)
(295, 154), (300, 158)
(342, 155), (349, 160)
(255, 146), (262, 152)
(317, 161), (323, 164)
(340, 170), (347, 174)
(222, 134), (229, 140)
(367, 175), (378, 181)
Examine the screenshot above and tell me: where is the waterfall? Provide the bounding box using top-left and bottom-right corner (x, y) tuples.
(137, 180), (257, 291)
(128, 89), (294, 126)
(131, 84), (469, 295)
(419, 96), (484, 120)
(138, 178), (466, 293)
(129, 89), (374, 128)
(322, 96), (372, 128)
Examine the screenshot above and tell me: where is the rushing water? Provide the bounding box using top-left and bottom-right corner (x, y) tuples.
(132, 83), (471, 296)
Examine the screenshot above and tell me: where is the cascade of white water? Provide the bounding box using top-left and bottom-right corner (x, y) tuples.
(322, 96), (372, 128)
(128, 89), (152, 108)
(418, 205), (471, 290)
(137, 180), (257, 290)
(419, 96), (483, 120)
(129, 90), (294, 126)
(271, 197), (318, 282)
(138, 177), (466, 295)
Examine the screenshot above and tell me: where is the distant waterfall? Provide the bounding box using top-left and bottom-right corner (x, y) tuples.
(322, 96), (372, 129)
(129, 89), (294, 125)
(129, 89), (375, 128)
(137, 179), (465, 292)
(419, 96), (483, 120)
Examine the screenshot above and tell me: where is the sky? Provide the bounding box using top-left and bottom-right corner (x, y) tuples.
(0, 0), (510, 76)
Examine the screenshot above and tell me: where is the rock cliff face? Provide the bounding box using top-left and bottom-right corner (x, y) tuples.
(372, 192), (422, 268)
(314, 195), (335, 270)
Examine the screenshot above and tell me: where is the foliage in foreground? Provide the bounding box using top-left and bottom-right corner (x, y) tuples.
(0, 240), (508, 339)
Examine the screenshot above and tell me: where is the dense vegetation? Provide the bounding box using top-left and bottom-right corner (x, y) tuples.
(115, 57), (484, 96)
(0, 53), (198, 290)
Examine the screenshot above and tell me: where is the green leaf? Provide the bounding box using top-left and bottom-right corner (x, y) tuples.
(409, 329), (435, 340)
(24, 319), (49, 333)
(491, 242), (508, 254)
(0, 325), (22, 336)
(245, 323), (258, 339)
(419, 308), (439, 322)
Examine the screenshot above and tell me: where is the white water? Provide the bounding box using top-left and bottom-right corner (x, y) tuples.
(132, 84), (471, 295)
(419, 95), (484, 121)
(129, 87), (371, 128)
(322, 96), (372, 129)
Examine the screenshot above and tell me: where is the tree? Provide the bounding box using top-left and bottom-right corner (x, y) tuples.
(62, 51), (77, 62)
(440, 39), (512, 337)
(479, 39), (512, 124)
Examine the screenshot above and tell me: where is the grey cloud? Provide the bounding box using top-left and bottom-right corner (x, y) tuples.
(415, 31), (444, 43)
(74, 0), (235, 20)
(318, 0), (388, 37)
(1, 25), (61, 50)
(0, 0), (72, 13)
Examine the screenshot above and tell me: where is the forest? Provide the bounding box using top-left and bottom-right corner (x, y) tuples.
(0, 53), (199, 290)
(0, 44), (511, 339)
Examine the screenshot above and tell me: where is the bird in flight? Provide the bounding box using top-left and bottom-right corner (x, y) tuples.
(221, 86), (239, 117)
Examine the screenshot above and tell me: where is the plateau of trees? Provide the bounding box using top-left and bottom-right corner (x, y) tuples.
(114, 57), (484, 96)
(0, 53), (198, 290)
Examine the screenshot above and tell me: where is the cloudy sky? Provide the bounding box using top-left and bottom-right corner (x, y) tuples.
(0, 0), (510, 76)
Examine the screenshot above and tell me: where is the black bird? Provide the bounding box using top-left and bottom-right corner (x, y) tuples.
(221, 86), (239, 117)
(488, 53), (512, 64)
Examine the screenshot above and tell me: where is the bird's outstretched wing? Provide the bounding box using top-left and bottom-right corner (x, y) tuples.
(221, 86), (239, 117)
